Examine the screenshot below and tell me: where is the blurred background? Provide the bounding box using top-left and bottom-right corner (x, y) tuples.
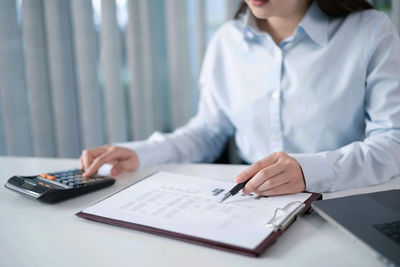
(0, 0), (398, 160)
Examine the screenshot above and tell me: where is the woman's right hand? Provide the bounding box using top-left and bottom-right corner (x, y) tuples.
(79, 145), (139, 178)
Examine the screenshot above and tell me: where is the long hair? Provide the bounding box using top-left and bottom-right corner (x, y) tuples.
(234, 0), (373, 19)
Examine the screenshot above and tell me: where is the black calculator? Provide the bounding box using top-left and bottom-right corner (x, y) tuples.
(4, 169), (115, 203)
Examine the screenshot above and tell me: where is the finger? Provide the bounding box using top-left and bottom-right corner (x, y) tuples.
(110, 159), (136, 177)
(258, 181), (303, 196)
(83, 150), (120, 177)
(254, 172), (291, 193)
(235, 154), (278, 183)
(242, 163), (284, 194)
(79, 156), (84, 170)
(81, 147), (107, 171)
(257, 182), (293, 196)
(82, 152), (93, 171)
(81, 145), (109, 170)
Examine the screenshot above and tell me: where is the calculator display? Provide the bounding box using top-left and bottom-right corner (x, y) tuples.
(21, 182), (34, 190)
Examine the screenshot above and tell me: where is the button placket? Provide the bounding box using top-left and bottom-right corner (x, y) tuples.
(269, 48), (283, 152)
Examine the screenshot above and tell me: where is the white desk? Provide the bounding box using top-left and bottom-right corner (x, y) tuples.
(1, 156), (399, 267)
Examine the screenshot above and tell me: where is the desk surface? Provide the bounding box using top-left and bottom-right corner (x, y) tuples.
(1, 156), (400, 267)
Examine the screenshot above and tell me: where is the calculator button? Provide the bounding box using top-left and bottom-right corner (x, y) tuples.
(47, 175), (56, 180)
(40, 173), (48, 178)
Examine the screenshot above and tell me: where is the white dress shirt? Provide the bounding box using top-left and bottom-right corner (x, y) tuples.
(119, 1), (400, 192)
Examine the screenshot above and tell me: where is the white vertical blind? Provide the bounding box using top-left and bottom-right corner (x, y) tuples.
(393, 0), (400, 33)
(0, 0), (33, 156)
(22, 0), (56, 157)
(0, 90), (5, 155)
(137, 0), (157, 138)
(0, 92), (5, 155)
(43, 0), (81, 157)
(126, 0), (146, 140)
(101, 0), (128, 143)
(226, 0), (241, 20)
(149, 1), (172, 134)
(127, 0), (171, 140)
(71, 0), (105, 149)
(165, 0), (193, 129)
(196, 0), (206, 73)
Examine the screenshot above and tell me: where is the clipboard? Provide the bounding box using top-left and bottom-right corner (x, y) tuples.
(76, 171), (322, 257)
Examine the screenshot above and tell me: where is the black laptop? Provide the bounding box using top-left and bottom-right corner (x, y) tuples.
(312, 189), (400, 266)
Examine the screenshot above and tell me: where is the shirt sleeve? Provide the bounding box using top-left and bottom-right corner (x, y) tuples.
(116, 39), (235, 168)
(292, 14), (400, 192)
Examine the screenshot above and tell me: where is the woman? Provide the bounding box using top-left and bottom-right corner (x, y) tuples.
(80, 0), (400, 195)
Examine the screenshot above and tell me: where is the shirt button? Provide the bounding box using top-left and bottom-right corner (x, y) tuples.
(246, 31), (254, 39)
(272, 90), (279, 100)
(274, 133), (281, 140)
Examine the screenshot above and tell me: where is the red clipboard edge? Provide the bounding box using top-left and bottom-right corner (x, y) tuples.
(76, 192), (322, 257)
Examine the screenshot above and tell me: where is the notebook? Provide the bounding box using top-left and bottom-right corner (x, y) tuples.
(76, 171), (321, 257)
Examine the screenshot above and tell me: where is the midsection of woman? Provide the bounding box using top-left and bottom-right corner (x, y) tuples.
(202, 1), (400, 192)
(207, 1), (372, 162)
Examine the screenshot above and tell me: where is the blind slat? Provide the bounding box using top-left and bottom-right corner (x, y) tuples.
(226, 0), (240, 20)
(22, 0), (56, 157)
(196, 0), (205, 73)
(149, 1), (172, 134)
(138, 0), (157, 137)
(43, 0), (81, 157)
(127, 0), (147, 140)
(101, 0), (127, 143)
(165, 0), (193, 129)
(0, 91), (7, 155)
(393, 0), (400, 33)
(71, 0), (104, 148)
(0, 0), (33, 156)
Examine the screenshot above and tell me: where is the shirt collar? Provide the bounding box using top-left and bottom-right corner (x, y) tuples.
(299, 1), (329, 46)
(242, 0), (329, 46)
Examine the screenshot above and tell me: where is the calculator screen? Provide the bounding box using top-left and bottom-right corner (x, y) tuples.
(21, 181), (35, 190)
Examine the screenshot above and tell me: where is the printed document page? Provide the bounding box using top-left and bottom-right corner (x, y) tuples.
(82, 171), (311, 249)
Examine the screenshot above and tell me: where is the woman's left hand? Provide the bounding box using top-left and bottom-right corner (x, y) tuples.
(235, 152), (306, 196)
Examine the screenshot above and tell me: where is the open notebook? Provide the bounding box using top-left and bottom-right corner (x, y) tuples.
(76, 171), (321, 256)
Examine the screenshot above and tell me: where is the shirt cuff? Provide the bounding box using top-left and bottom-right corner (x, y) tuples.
(114, 140), (157, 169)
(290, 153), (335, 193)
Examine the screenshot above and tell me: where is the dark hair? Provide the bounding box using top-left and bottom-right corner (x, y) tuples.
(234, 0), (373, 19)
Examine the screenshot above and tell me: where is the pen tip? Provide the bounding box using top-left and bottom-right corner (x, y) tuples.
(219, 194), (230, 204)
